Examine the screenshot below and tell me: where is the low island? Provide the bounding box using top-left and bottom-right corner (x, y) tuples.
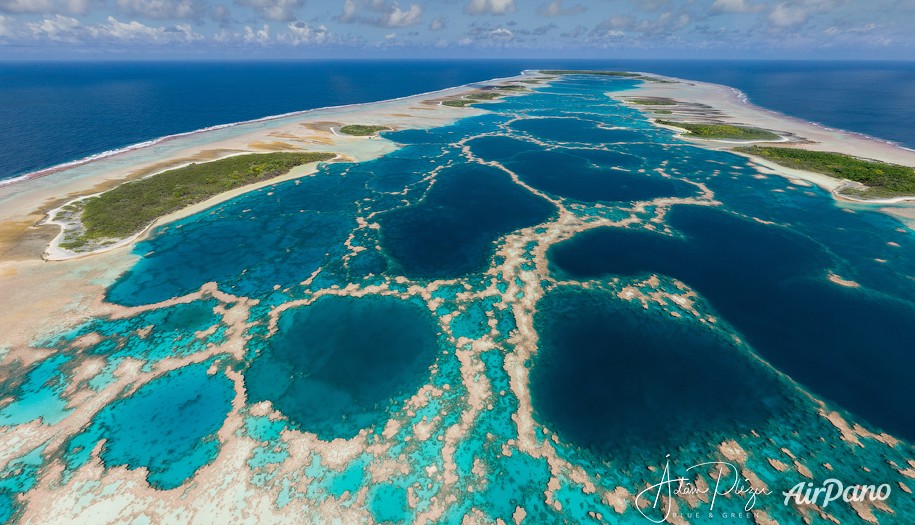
(441, 89), (507, 108)
(737, 146), (915, 199)
(658, 120), (781, 141)
(627, 97), (677, 106)
(53, 151), (335, 253)
(338, 125), (390, 136)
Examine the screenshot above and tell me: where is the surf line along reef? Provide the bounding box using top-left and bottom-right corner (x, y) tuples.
(1, 71), (914, 524)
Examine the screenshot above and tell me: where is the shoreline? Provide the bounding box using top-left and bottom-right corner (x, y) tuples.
(6, 68), (915, 264)
(0, 72), (532, 188)
(616, 72), (915, 214)
(724, 84), (915, 155)
(0, 71), (545, 351)
(42, 156), (339, 261)
(0, 72), (542, 262)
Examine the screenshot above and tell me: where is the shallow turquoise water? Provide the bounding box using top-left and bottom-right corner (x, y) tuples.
(245, 295), (441, 439)
(64, 361), (234, 490)
(4, 73), (915, 523)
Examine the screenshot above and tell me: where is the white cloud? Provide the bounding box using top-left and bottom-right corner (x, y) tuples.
(593, 11), (691, 37)
(13, 14), (206, 43)
(243, 23), (269, 42)
(235, 0), (302, 22)
(116, 0), (207, 20)
(0, 0), (48, 13)
(488, 26), (512, 38)
(280, 21), (328, 44)
(429, 16), (444, 31)
(382, 3), (421, 27)
(89, 16), (204, 42)
(0, 14), (10, 36)
(768, 3), (809, 27)
(767, 0), (840, 30)
(824, 22), (876, 34)
(339, 0), (356, 21)
(63, 0), (89, 14)
(537, 0), (586, 17)
(710, 0), (763, 14)
(0, 0), (86, 14)
(27, 14), (79, 41)
(339, 0), (422, 27)
(465, 0), (515, 16)
(215, 23), (300, 45)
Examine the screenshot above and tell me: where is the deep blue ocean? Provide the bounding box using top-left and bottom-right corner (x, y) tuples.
(1, 60), (914, 181)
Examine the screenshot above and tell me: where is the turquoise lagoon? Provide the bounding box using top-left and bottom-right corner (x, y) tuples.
(2, 73), (915, 523)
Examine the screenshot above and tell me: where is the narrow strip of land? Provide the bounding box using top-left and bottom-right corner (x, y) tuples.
(55, 152), (335, 253)
(609, 71), (915, 204)
(339, 125), (390, 136)
(736, 146), (915, 199)
(658, 121), (781, 141)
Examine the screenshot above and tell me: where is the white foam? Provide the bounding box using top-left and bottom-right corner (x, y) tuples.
(2, 72), (532, 186)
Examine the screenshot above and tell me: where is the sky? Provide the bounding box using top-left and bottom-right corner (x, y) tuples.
(0, 0), (913, 59)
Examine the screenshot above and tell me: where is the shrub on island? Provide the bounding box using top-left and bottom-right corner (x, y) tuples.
(75, 152), (335, 243)
(737, 146), (915, 199)
(657, 120), (780, 141)
(339, 125), (390, 136)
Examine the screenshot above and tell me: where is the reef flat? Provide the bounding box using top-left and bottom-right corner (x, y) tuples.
(1, 72), (914, 525)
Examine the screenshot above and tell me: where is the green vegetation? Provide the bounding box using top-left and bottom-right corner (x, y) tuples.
(499, 85), (529, 91)
(339, 124), (390, 136)
(442, 90), (510, 107)
(465, 92), (503, 100)
(653, 109), (673, 115)
(442, 99), (476, 108)
(657, 120), (780, 141)
(539, 70), (672, 83)
(628, 98), (677, 106)
(736, 146), (915, 198)
(77, 152), (335, 242)
(540, 70), (641, 77)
